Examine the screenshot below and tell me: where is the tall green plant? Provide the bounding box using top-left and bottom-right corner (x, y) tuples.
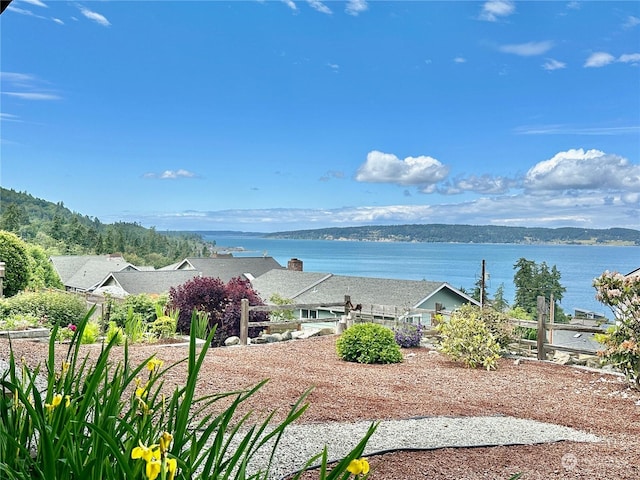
(0, 309), (377, 479)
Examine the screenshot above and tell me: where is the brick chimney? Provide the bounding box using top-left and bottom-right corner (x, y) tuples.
(287, 258), (303, 271)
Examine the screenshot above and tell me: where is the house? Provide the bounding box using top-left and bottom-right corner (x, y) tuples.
(89, 255), (285, 298)
(93, 270), (201, 298)
(163, 256), (283, 282)
(250, 268), (479, 326)
(50, 254), (139, 293)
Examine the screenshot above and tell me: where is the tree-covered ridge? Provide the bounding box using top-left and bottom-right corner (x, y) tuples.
(0, 187), (213, 268)
(265, 224), (640, 245)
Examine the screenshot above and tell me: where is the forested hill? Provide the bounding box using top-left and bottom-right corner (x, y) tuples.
(0, 187), (212, 268)
(265, 224), (640, 245)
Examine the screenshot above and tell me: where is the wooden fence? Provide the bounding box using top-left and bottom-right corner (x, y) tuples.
(240, 294), (607, 358)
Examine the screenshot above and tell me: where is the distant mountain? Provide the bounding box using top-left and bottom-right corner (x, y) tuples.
(264, 224), (640, 245)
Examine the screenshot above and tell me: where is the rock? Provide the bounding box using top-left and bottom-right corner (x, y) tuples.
(264, 333), (283, 343)
(281, 330), (293, 341)
(291, 331), (306, 340)
(224, 336), (240, 346)
(252, 336), (268, 344)
(553, 351), (573, 365)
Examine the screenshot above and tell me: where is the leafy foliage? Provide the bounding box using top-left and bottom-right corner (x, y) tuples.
(436, 308), (502, 370)
(393, 322), (424, 348)
(4, 290), (87, 327)
(169, 276), (268, 346)
(513, 258), (568, 322)
(0, 310), (377, 479)
(336, 322), (403, 364)
(1, 187), (214, 268)
(0, 230), (30, 297)
(594, 271), (640, 389)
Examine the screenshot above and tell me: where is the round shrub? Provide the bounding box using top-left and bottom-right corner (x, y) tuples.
(6, 290), (87, 327)
(336, 322), (403, 364)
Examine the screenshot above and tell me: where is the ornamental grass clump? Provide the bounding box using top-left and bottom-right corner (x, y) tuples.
(0, 307), (377, 480)
(336, 322), (403, 364)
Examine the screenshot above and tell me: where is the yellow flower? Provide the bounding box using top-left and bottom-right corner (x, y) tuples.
(51, 393), (63, 408)
(147, 357), (164, 373)
(347, 458), (370, 476)
(146, 458), (162, 480)
(65, 395), (71, 408)
(61, 361), (70, 375)
(166, 457), (178, 480)
(131, 441), (159, 462)
(135, 378), (148, 398)
(159, 431), (173, 454)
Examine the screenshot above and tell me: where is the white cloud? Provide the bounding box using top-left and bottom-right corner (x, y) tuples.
(355, 150), (449, 192)
(584, 52), (615, 68)
(144, 169), (197, 180)
(6, 5), (46, 19)
(3, 91), (61, 100)
(52, 17), (64, 25)
(345, 0), (368, 16)
(499, 41), (554, 56)
(439, 174), (518, 195)
(619, 53), (640, 65)
(307, 0), (331, 14)
(542, 58), (566, 71)
(0, 113), (22, 122)
(623, 15), (640, 29)
(327, 63), (339, 72)
(479, 0), (515, 22)
(514, 124), (640, 136)
(453, 57), (466, 64)
(566, 1), (580, 10)
(524, 148), (640, 192)
(20, 0), (47, 7)
(281, 0), (297, 11)
(79, 6), (111, 26)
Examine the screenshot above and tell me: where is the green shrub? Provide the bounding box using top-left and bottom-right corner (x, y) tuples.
(6, 290), (87, 327)
(108, 294), (158, 328)
(455, 304), (514, 348)
(149, 315), (178, 339)
(80, 321), (101, 344)
(0, 313), (43, 331)
(336, 322), (403, 364)
(124, 307), (146, 343)
(105, 321), (125, 345)
(436, 309), (502, 370)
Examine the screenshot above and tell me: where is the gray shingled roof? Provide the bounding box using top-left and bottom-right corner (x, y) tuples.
(94, 270), (200, 296)
(172, 257), (283, 282)
(251, 269), (458, 310)
(250, 270), (333, 302)
(50, 255), (133, 291)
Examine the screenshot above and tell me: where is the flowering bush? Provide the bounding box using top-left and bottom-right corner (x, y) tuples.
(436, 308), (502, 371)
(0, 308), (377, 479)
(593, 271), (640, 389)
(393, 322), (424, 348)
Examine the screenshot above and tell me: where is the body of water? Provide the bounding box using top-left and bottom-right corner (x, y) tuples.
(204, 233), (639, 319)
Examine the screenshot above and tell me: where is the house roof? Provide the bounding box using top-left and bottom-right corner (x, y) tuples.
(626, 267), (640, 278)
(50, 255), (135, 291)
(94, 270), (200, 297)
(170, 256), (283, 282)
(251, 269), (477, 311)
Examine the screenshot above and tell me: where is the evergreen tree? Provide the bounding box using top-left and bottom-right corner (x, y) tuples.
(513, 257), (567, 322)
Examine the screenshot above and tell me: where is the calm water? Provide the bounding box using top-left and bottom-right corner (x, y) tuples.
(204, 233), (639, 319)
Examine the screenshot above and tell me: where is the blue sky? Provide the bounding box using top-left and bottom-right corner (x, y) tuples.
(1, 0), (639, 232)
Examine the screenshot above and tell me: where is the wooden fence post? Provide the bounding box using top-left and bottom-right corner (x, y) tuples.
(240, 298), (249, 346)
(536, 296), (547, 361)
